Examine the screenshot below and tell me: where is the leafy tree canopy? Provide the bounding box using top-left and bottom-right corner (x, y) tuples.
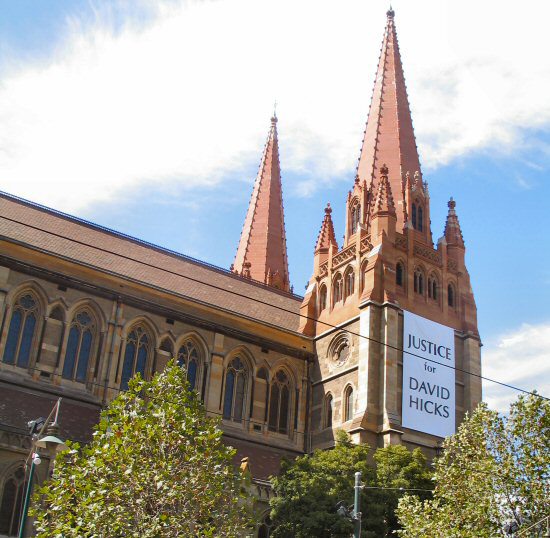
(32, 361), (252, 537)
(397, 393), (550, 538)
(270, 430), (433, 538)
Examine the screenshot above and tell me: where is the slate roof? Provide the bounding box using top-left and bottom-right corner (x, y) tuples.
(0, 192), (303, 333)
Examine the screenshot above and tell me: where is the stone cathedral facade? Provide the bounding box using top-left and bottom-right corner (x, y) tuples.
(0, 10), (481, 537)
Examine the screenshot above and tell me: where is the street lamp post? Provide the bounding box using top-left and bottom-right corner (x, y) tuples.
(336, 471), (363, 538)
(352, 471), (362, 538)
(17, 453), (41, 538)
(17, 399), (67, 538)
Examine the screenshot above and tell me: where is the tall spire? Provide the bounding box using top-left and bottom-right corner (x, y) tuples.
(357, 8), (421, 229)
(315, 203), (338, 252)
(233, 116), (290, 292)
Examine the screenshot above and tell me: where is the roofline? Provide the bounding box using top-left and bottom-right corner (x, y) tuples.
(0, 190), (303, 301)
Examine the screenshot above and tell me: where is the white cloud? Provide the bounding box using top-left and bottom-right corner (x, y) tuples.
(482, 322), (550, 413)
(0, 0), (549, 212)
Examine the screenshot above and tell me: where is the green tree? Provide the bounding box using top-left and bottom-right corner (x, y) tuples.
(32, 361), (252, 537)
(397, 393), (550, 538)
(373, 445), (433, 535)
(269, 431), (433, 537)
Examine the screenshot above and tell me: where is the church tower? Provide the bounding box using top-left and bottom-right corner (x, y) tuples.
(233, 115), (291, 292)
(302, 9), (482, 455)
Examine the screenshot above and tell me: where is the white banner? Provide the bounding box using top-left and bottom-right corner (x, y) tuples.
(402, 311), (455, 438)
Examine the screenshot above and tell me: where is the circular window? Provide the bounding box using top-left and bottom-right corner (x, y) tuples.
(328, 333), (351, 367)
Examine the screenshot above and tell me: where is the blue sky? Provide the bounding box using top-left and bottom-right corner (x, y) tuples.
(0, 0), (548, 410)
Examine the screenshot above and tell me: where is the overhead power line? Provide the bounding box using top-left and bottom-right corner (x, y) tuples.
(0, 213), (547, 402)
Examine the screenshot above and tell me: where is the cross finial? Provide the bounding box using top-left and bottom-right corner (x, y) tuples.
(271, 101), (278, 124)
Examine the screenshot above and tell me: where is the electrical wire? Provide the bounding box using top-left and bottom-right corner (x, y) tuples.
(0, 213), (548, 402)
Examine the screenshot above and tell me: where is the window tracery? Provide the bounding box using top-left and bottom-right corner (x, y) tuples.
(0, 466), (26, 536)
(328, 333), (350, 367)
(120, 325), (151, 390)
(62, 310), (96, 383)
(2, 292), (40, 369)
(223, 357), (248, 423)
(268, 370), (291, 434)
(177, 340), (200, 390)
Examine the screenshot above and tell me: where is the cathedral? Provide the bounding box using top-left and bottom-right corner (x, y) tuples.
(0, 9), (481, 537)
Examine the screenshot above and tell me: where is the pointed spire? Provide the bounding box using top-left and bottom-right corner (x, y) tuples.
(444, 197), (465, 248)
(356, 9), (421, 229)
(372, 165), (396, 217)
(315, 203), (339, 252)
(233, 116), (290, 291)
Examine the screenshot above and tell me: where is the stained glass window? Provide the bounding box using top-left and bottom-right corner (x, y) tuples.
(268, 370), (290, 434)
(62, 311), (95, 383)
(2, 293), (39, 368)
(177, 341), (200, 390)
(121, 326), (150, 390)
(223, 358), (248, 422)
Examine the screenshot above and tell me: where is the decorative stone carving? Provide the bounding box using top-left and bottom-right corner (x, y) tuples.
(332, 244), (356, 270)
(360, 236), (373, 254)
(413, 243), (442, 266)
(395, 234), (408, 251)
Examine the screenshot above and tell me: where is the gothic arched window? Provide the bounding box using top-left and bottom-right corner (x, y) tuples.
(120, 326), (151, 390)
(2, 293), (40, 369)
(417, 206), (424, 232)
(319, 284), (327, 312)
(448, 284), (455, 308)
(0, 466), (26, 536)
(178, 340), (201, 390)
(344, 267), (354, 299)
(414, 269), (424, 295)
(344, 386), (354, 422)
(223, 357), (248, 422)
(62, 310), (96, 383)
(428, 275), (438, 301)
(412, 204), (417, 229)
(350, 203), (360, 234)
(360, 261), (368, 293)
(396, 262), (404, 287)
(258, 514), (273, 538)
(324, 394), (333, 429)
(268, 370), (291, 434)
(333, 274), (343, 305)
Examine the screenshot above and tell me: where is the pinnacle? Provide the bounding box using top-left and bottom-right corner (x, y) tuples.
(444, 197), (465, 248)
(233, 116), (290, 291)
(315, 203), (338, 252)
(372, 164), (396, 216)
